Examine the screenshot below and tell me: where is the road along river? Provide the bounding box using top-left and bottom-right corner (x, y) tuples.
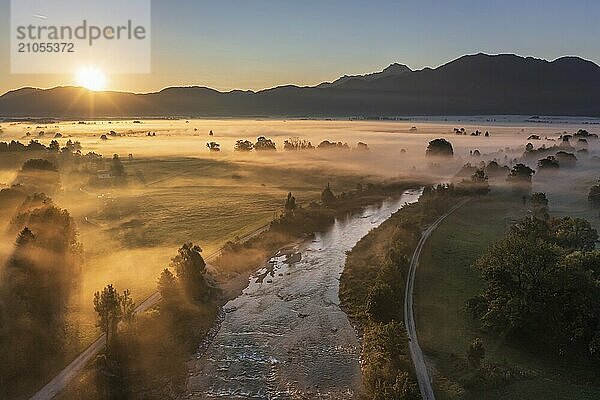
(186, 189), (422, 399)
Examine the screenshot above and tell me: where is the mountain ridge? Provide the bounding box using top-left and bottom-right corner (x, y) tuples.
(2, 53), (600, 117)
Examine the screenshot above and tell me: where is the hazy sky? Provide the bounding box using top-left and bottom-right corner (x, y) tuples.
(1, 0), (600, 94)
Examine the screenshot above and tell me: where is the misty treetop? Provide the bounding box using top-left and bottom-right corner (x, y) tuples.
(589, 181), (600, 208)
(507, 163), (535, 184)
(0, 138), (82, 154)
(321, 183), (336, 207)
(254, 136), (277, 151)
(93, 284), (136, 349)
(426, 138), (454, 157)
(234, 139), (254, 151)
(169, 242), (210, 301)
(0, 201), (83, 394)
(283, 137), (314, 151)
(317, 140), (350, 150)
(206, 141), (221, 152)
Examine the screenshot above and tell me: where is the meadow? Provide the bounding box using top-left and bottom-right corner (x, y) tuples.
(417, 194), (600, 399)
(2, 116), (600, 398)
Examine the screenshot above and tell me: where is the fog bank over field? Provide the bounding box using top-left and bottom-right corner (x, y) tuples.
(2, 117), (595, 167)
(1, 117), (600, 351)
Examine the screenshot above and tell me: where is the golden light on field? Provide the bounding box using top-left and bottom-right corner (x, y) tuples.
(75, 67), (107, 91)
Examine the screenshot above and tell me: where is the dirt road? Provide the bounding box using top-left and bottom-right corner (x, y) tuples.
(29, 223), (269, 400)
(403, 200), (468, 400)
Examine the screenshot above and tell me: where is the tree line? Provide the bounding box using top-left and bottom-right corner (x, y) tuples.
(0, 196), (82, 398)
(206, 136), (370, 152)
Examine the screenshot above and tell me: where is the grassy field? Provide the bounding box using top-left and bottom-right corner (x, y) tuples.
(416, 193), (600, 399)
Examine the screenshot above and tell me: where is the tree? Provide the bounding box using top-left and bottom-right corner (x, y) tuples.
(530, 192), (548, 208)
(555, 151), (577, 167)
(93, 284), (135, 348)
(550, 217), (598, 251)
(366, 281), (398, 323)
(157, 268), (178, 303)
(472, 214), (600, 354)
(254, 136), (276, 151)
(574, 129), (598, 139)
(525, 142), (534, 152)
(170, 243), (208, 300)
(470, 169), (490, 194)
(321, 184), (336, 207)
(507, 163), (535, 183)
(530, 192), (549, 220)
(283, 137), (314, 150)
(538, 156), (559, 170)
(425, 138), (454, 157)
(206, 142), (221, 152)
(361, 321), (419, 399)
(317, 140), (336, 149)
(588, 182), (600, 208)
(110, 154), (125, 177)
(284, 192), (297, 212)
(474, 233), (562, 335)
(27, 139), (47, 151)
(467, 338), (486, 369)
(49, 140), (60, 152)
(317, 140), (349, 150)
(65, 139), (82, 152)
(234, 140), (253, 152)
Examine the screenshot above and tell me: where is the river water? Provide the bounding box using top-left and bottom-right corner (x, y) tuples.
(186, 189), (422, 399)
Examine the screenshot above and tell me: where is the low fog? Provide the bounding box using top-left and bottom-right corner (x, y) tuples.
(1, 116), (600, 397)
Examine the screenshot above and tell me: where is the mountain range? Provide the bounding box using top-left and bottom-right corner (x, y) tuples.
(1, 53), (600, 118)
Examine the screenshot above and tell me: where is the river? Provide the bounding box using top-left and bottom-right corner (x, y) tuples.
(186, 189), (422, 399)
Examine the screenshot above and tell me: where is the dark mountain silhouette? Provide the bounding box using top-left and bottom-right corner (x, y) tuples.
(1, 53), (600, 118)
(317, 63), (413, 88)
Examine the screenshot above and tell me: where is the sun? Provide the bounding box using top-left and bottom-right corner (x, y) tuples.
(75, 68), (107, 91)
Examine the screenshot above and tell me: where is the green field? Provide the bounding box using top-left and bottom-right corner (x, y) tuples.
(416, 193), (600, 399)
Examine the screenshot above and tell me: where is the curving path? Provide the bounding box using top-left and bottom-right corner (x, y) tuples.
(403, 200), (469, 400)
(29, 292), (161, 400)
(29, 224), (270, 400)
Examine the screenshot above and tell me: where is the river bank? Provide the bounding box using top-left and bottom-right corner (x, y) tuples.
(57, 182), (420, 400)
(339, 185), (465, 399)
(186, 190), (423, 399)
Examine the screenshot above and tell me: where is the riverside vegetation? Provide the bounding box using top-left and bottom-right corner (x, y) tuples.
(339, 181), (487, 400)
(342, 185), (600, 399)
(61, 179), (420, 399)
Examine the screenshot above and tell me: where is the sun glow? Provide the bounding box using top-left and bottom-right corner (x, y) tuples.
(75, 68), (107, 91)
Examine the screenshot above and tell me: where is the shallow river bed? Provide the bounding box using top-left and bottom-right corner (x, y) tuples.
(186, 189), (422, 399)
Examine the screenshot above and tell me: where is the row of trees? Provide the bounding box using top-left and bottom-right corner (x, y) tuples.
(0, 199), (83, 397)
(0, 139), (82, 153)
(206, 137), (371, 153)
(358, 185), (470, 399)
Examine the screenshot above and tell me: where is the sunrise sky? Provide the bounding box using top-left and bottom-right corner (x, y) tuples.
(1, 0), (600, 95)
